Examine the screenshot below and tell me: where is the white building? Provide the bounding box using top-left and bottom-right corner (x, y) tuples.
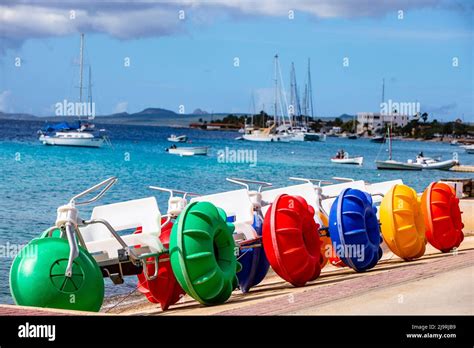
(356, 112), (410, 134)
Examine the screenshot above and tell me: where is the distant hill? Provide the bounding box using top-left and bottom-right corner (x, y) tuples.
(0, 111), (37, 120)
(0, 108), (356, 127)
(192, 108), (209, 115)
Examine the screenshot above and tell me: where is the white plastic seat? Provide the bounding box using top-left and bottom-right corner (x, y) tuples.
(191, 189), (253, 224)
(365, 179), (403, 198)
(319, 180), (365, 213)
(192, 189), (257, 240)
(79, 197), (163, 259)
(261, 183), (317, 216)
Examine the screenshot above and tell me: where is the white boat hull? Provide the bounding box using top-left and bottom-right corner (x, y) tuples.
(465, 146), (474, 154)
(168, 147), (208, 156)
(331, 157), (363, 165)
(167, 135), (187, 143)
(242, 134), (292, 142)
(420, 159), (458, 170)
(376, 160), (422, 171)
(39, 135), (104, 148)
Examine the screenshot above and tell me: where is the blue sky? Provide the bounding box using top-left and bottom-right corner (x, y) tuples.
(0, 1), (472, 121)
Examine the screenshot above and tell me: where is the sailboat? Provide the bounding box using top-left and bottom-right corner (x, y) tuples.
(243, 55), (292, 142)
(38, 34), (106, 148)
(375, 125), (422, 170)
(289, 59), (326, 142)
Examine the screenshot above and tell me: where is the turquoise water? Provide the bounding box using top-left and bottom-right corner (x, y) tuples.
(0, 119), (472, 303)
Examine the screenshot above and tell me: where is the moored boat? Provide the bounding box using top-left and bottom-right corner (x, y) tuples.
(370, 135), (386, 143)
(39, 129), (104, 148)
(331, 150), (363, 165)
(464, 145), (474, 154)
(38, 34), (106, 148)
(166, 146), (208, 156)
(167, 134), (187, 143)
(375, 159), (422, 170)
(414, 154), (458, 170)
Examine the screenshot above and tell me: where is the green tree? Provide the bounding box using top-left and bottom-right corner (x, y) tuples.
(421, 112), (428, 123)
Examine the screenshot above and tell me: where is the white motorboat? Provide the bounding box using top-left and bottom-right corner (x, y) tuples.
(242, 125), (292, 142)
(288, 127), (326, 142)
(464, 145), (474, 154)
(375, 159), (422, 171)
(370, 135), (386, 143)
(167, 134), (187, 143)
(331, 152), (363, 165)
(166, 146), (208, 156)
(242, 131), (292, 142)
(39, 130), (104, 148)
(414, 155), (458, 170)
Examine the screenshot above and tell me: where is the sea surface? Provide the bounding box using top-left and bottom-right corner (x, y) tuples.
(0, 119), (472, 304)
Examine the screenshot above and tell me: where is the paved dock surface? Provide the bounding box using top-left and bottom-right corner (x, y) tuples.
(111, 236), (474, 316)
(2, 236), (473, 316)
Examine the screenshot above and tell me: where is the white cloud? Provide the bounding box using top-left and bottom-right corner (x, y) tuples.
(114, 101), (128, 113)
(0, 0), (469, 53)
(0, 90), (12, 112)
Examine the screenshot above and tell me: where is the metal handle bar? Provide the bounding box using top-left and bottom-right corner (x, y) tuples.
(332, 177), (355, 182)
(289, 177), (333, 186)
(148, 186), (200, 199)
(81, 219), (140, 260)
(226, 178), (272, 192)
(70, 177), (118, 206)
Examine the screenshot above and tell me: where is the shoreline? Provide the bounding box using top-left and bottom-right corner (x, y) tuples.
(2, 118), (472, 143)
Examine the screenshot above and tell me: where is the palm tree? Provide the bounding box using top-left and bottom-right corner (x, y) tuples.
(421, 112), (428, 123)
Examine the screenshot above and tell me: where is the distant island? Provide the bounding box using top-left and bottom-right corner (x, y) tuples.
(1, 108), (471, 141)
(0, 108), (353, 128)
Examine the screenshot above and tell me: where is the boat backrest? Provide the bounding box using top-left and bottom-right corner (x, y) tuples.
(261, 183), (317, 215)
(365, 179), (403, 196)
(82, 197), (161, 239)
(191, 189), (253, 224)
(320, 180), (367, 213)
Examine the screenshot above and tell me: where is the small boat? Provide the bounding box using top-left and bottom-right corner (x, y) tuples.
(39, 128), (105, 148)
(376, 125), (422, 170)
(370, 135), (386, 143)
(348, 134), (358, 140)
(331, 150), (363, 165)
(166, 146), (208, 156)
(376, 160), (422, 170)
(288, 127), (326, 142)
(242, 126), (292, 142)
(450, 140), (458, 146)
(304, 132), (326, 142)
(464, 145), (474, 154)
(167, 134), (187, 143)
(414, 154), (458, 170)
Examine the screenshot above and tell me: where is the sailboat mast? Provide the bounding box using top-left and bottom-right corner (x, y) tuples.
(307, 58), (314, 119)
(290, 62), (296, 124)
(381, 78), (385, 104)
(388, 124), (392, 160)
(88, 66), (92, 104)
(251, 91), (256, 127)
(274, 54), (278, 125)
(79, 33), (84, 103)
